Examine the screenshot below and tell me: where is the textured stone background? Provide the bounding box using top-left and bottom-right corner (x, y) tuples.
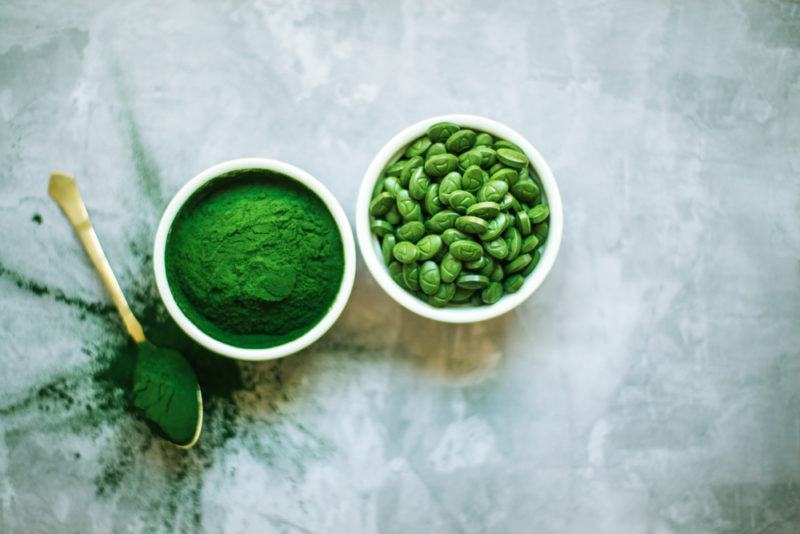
(1, 1), (799, 532)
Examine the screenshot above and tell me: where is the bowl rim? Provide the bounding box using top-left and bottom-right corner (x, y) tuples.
(355, 114), (563, 323)
(153, 157), (356, 361)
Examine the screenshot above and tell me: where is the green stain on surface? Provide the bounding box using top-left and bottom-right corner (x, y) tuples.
(88, 286), (245, 505)
(0, 262), (115, 317)
(110, 62), (164, 209)
(122, 106), (163, 208)
(0, 105), (345, 528)
(32, 213), (42, 224)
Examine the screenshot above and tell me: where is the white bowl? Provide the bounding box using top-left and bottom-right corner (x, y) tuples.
(356, 114), (563, 323)
(154, 158), (356, 361)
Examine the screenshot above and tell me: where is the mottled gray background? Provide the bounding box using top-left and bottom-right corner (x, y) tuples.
(1, 1), (799, 533)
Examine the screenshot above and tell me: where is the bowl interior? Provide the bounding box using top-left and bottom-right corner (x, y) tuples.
(356, 115), (563, 323)
(154, 158), (356, 360)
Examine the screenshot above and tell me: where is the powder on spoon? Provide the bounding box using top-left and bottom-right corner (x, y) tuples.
(164, 169), (345, 348)
(132, 340), (200, 446)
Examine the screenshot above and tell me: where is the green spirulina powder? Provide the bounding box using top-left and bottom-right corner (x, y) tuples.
(165, 169), (344, 348)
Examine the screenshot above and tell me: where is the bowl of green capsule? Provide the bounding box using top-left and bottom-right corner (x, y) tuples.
(356, 114), (563, 323)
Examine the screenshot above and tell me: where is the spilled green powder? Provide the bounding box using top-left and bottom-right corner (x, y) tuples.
(95, 296), (244, 447)
(89, 294), (245, 501)
(165, 169), (345, 348)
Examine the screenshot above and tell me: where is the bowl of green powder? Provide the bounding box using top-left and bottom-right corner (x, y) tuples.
(154, 158), (356, 360)
(357, 115), (563, 323)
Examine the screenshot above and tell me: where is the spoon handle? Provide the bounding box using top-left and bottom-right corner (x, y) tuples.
(48, 172), (145, 343)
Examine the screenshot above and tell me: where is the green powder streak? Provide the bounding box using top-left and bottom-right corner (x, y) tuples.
(165, 169), (345, 348)
(0, 262), (116, 318)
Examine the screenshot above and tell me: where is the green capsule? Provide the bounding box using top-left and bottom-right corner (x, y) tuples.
(498, 194), (516, 212)
(528, 204), (550, 224)
(416, 234), (443, 261)
(469, 293), (483, 306)
(479, 213), (510, 241)
(392, 241), (418, 264)
(427, 122), (461, 142)
(402, 262), (420, 291)
(445, 129), (477, 154)
(473, 146), (497, 168)
(440, 253), (463, 283)
(490, 264), (504, 282)
(395, 191), (422, 222)
(384, 159), (407, 177)
(451, 286), (476, 303)
(521, 234), (539, 254)
(521, 249), (541, 276)
(372, 177), (385, 198)
(428, 282), (456, 307)
(484, 237), (509, 260)
(438, 172), (462, 204)
(503, 274), (524, 293)
(511, 179), (540, 203)
(517, 209), (532, 235)
(496, 148), (529, 169)
(442, 228), (469, 246)
(491, 168), (519, 186)
(467, 201), (500, 219)
(465, 255), (488, 271)
(489, 162), (505, 175)
(505, 226), (522, 262)
(481, 282), (503, 304)
(449, 239), (483, 262)
(383, 176), (402, 197)
(427, 209), (459, 232)
(399, 156), (424, 186)
(396, 221), (425, 243)
(449, 190), (477, 214)
(475, 132), (494, 147)
(404, 136), (432, 158)
(506, 253), (532, 274)
(426, 142), (447, 157)
(458, 149), (483, 171)
(370, 219), (394, 237)
(411, 203), (432, 222)
(408, 167), (430, 200)
(533, 222), (549, 243)
(479, 257), (496, 277)
(424, 183), (443, 215)
(369, 192), (394, 216)
(424, 153), (458, 177)
(456, 273), (490, 290)
(381, 234), (396, 265)
(461, 165), (485, 193)
(385, 205), (402, 225)
(455, 215), (488, 234)
(505, 211), (517, 229)
(388, 261), (404, 287)
(477, 180), (509, 203)
(493, 139), (522, 152)
(418, 261), (441, 295)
